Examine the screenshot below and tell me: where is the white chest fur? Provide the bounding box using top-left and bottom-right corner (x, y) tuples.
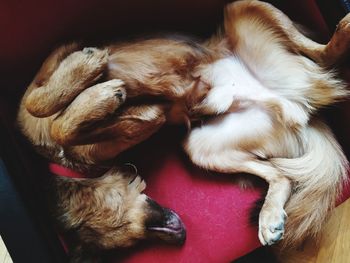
(199, 56), (278, 114)
(197, 56), (309, 127)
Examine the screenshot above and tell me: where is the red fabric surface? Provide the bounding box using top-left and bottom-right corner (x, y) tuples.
(114, 127), (265, 262)
(121, 154), (262, 262)
(50, 125), (350, 262)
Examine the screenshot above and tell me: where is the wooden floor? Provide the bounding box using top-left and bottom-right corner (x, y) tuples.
(236, 198), (350, 263)
(283, 198), (350, 263)
(0, 237), (12, 263)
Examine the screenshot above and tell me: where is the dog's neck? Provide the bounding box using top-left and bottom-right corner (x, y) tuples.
(49, 163), (86, 178)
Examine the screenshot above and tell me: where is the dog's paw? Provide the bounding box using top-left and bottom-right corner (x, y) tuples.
(102, 79), (126, 109)
(82, 79), (126, 113)
(82, 47), (98, 55)
(258, 207), (287, 246)
(335, 13), (350, 45)
(128, 175), (146, 193)
(201, 85), (235, 115)
(61, 79), (126, 123)
(337, 13), (350, 33)
(70, 47), (108, 67)
(279, 100), (309, 128)
(59, 47), (109, 85)
(109, 79), (127, 104)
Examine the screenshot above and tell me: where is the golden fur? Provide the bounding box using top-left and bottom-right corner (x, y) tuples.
(17, 0), (350, 260)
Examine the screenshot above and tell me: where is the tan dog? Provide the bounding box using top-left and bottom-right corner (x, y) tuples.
(18, 0), (350, 261)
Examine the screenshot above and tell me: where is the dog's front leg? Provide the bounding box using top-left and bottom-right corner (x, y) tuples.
(50, 78), (127, 146)
(25, 47), (108, 118)
(58, 104), (167, 163)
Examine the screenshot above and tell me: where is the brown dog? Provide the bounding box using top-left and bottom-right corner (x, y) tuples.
(18, 0), (350, 261)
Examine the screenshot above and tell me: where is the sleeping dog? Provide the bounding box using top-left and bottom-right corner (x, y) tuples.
(18, 0), (350, 261)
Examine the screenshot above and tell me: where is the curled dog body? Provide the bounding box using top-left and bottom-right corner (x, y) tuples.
(18, 0), (350, 261)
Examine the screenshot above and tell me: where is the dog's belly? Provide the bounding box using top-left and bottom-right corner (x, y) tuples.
(189, 55), (305, 157)
(204, 56), (272, 97)
(189, 106), (274, 153)
(199, 56), (282, 114)
(194, 56), (278, 152)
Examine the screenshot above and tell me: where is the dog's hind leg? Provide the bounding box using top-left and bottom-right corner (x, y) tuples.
(224, 1), (350, 67)
(320, 13), (350, 66)
(186, 147), (292, 246)
(241, 161), (291, 246)
(25, 47), (108, 118)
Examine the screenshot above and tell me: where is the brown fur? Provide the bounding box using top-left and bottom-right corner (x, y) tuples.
(17, 0), (350, 261)
(52, 168), (186, 262)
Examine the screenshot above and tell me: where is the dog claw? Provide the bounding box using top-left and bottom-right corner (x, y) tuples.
(82, 47), (97, 54)
(114, 88), (127, 103)
(270, 222), (284, 233)
(259, 208), (287, 246)
(115, 90), (124, 98)
(268, 232), (283, 246)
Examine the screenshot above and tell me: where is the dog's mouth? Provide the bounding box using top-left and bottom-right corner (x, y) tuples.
(145, 198), (186, 245)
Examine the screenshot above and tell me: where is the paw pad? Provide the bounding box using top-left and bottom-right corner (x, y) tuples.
(259, 209), (287, 246)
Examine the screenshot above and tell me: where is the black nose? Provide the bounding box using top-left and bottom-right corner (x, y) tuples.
(145, 198), (186, 245)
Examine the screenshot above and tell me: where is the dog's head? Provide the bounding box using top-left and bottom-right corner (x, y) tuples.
(54, 169), (185, 254)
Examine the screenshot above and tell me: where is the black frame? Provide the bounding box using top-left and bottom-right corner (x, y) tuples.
(0, 118), (67, 263)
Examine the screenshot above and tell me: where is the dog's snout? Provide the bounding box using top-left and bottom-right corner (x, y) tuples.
(145, 198), (186, 245)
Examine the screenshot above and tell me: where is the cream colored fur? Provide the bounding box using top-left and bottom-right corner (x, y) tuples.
(184, 2), (349, 247)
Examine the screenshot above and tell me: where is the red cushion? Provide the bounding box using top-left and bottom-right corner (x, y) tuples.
(113, 127), (264, 262)
(110, 124), (350, 262)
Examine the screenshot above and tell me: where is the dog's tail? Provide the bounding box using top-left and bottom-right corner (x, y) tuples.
(271, 119), (349, 248)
